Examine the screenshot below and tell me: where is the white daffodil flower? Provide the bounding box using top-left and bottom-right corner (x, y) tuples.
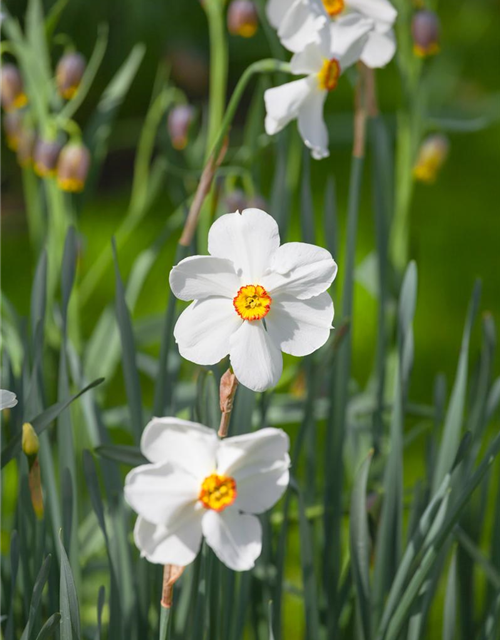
(169, 208), (337, 392)
(267, 0), (397, 68)
(264, 18), (372, 159)
(0, 389), (18, 410)
(124, 417), (290, 571)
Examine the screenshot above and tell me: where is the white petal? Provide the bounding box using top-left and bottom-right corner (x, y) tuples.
(169, 255), (241, 301)
(174, 298), (242, 366)
(291, 42), (325, 75)
(266, 0), (295, 29)
(202, 509), (262, 571)
(0, 389), (17, 410)
(124, 462), (199, 525)
(330, 15), (372, 68)
(264, 77), (315, 136)
(278, 1), (326, 53)
(262, 242), (337, 299)
(141, 417), (218, 478)
(208, 209), (280, 282)
(347, 0), (397, 27)
(229, 321), (283, 392)
(297, 89), (329, 160)
(360, 28), (396, 68)
(266, 292), (334, 356)
(217, 428), (290, 513)
(134, 511), (203, 567)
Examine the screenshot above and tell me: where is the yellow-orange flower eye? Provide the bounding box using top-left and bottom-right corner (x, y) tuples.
(322, 0), (344, 17)
(233, 284), (272, 321)
(199, 474), (237, 512)
(317, 58), (341, 92)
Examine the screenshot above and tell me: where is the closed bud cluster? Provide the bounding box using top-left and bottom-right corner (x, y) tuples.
(1, 63), (28, 111)
(167, 104), (195, 150)
(16, 126), (35, 167)
(3, 111), (24, 151)
(56, 52), (86, 100)
(411, 10), (440, 58)
(56, 142), (91, 192)
(34, 138), (64, 177)
(227, 0), (259, 38)
(413, 133), (449, 183)
(22, 422), (40, 457)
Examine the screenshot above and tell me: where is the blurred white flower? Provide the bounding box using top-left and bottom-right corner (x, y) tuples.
(0, 390), (18, 411)
(267, 0), (397, 68)
(169, 209), (337, 392)
(124, 417), (290, 571)
(264, 18), (371, 159)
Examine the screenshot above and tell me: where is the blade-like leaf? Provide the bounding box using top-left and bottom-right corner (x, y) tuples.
(59, 534), (81, 639)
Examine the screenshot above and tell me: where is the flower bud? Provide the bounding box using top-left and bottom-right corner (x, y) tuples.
(412, 10), (440, 58)
(56, 142), (91, 192)
(33, 138), (63, 177)
(56, 52), (86, 100)
(224, 189), (247, 212)
(3, 111), (23, 151)
(227, 0), (259, 38)
(1, 63), (28, 111)
(22, 422), (40, 457)
(413, 133), (449, 183)
(167, 104), (195, 150)
(16, 127), (35, 167)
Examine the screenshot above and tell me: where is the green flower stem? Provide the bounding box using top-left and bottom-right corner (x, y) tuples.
(22, 166), (44, 255)
(204, 0), (229, 158)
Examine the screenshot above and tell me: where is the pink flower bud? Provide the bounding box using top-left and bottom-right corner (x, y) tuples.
(413, 134), (449, 183)
(57, 142), (91, 192)
(1, 63), (28, 111)
(167, 104), (195, 150)
(3, 111), (23, 151)
(412, 10), (440, 58)
(227, 0), (259, 38)
(56, 52), (86, 100)
(33, 138), (63, 177)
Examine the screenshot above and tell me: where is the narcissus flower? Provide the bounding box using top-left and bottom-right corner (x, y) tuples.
(124, 418), (290, 571)
(170, 208), (337, 391)
(0, 389), (17, 410)
(267, 0), (397, 68)
(264, 18), (371, 159)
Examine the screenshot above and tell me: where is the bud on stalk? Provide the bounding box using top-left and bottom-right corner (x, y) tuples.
(413, 133), (449, 183)
(34, 139), (63, 177)
(56, 142), (91, 192)
(22, 423), (44, 519)
(1, 63), (28, 111)
(227, 0), (259, 38)
(56, 52), (86, 100)
(167, 104), (195, 150)
(412, 10), (440, 58)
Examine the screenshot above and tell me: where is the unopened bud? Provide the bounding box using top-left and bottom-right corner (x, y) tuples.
(167, 104), (195, 150)
(227, 0), (259, 38)
(413, 134), (449, 183)
(412, 10), (440, 58)
(3, 111), (23, 151)
(218, 369), (239, 437)
(247, 194), (268, 210)
(22, 422), (40, 457)
(224, 189), (247, 212)
(56, 142), (91, 192)
(56, 52), (86, 100)
(16, 127), (35, 167)
(34, 138), (63, 177)
(1, 63), (28, 111)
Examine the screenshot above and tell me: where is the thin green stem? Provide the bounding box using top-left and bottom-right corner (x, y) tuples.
(204, 0), (228, 157)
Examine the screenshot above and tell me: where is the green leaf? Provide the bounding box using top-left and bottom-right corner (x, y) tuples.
(61, 227), (77, 324)
(94, 444), (147, 467)
(433, 281), (481, 492)
(443, 548), (458, 640)
(59, 534), (81, 639)
(30, 250), (47, 342)
(300, 150), (315, 245)
(1, 378), (104, 468)
(20, 555), (52, 640)
(196, 370), (220, 430)
(5, 530), (19, 640)
(34, 613), (62, 640)
(112, 240), (143, 443)
(350, 450), (373, 640)
(94, 586), (105, 640)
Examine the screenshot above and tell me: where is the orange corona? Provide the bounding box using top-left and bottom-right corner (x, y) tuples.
(199, 474), (237, 512)
(233, 284), (272, 321)
(318, 58), (341, 92)
(322, 0), (344, 17)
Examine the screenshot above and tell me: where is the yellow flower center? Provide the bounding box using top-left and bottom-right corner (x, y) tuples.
(322, 0), (344, 17)
(317, 58), (341, 92)
(233, 284), (272, 321)
(199, 474), (237, 512)
(413, 42), (440, 58)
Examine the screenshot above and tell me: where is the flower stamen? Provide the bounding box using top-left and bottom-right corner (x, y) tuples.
(199, 474), (237, 512)
(322, 0), (344, 17)
(317, 58), (341, 91)
(233, 284), (272, 321)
